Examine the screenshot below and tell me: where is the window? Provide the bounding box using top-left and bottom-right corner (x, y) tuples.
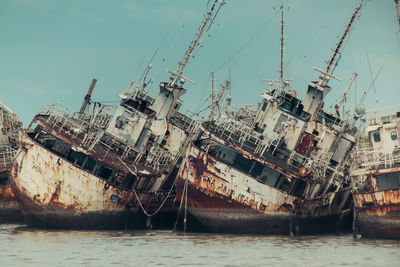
(260, 166), (281, 187)
(373, 131), (381, 142)
(233, 154), (253, 173)
(83, 157), (96, 172)
(262, 102), (267, 111)
(391, 130), (398, 141)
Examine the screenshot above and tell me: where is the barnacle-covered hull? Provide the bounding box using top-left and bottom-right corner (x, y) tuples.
(10, 135), (175, 229)
(175, 144), (352, 235)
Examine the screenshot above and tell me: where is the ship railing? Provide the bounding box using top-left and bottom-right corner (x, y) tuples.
(96, 132), (143, 163)
(207, 118), (267, 155)
(0, 145), (17, 170)
(316, 110), (344, 128)
(119, 81), (142, 99)
(37, 103), (116, 131)
(170, 111), (199, 134)
(287, 150), (309, 169)
(37, 103), (145, 164)
(75, 112), (114, 130)
(144, 147), (176, 172)
(364, 105), (400, 126)
(353, 145), (400, 169)
(121, 81), (155, 104)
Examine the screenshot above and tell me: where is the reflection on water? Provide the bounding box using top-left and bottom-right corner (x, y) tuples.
(1, 224), (399, 266)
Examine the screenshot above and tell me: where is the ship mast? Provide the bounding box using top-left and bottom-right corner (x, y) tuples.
(280, 5), (285, 81)
(261, 5), (291, 94)
(79, 79), (97, 114)
(336, 72), (357, 116)
(152, 0), (225, 120)
(205, 80), (230, 121)
(314, 0), (363, 87)
(395, 0), (400, 33)
(168, 0), (224, 87)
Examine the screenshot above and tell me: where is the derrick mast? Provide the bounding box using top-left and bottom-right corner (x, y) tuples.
(302, 1), (363, 117)
(150, 0), (225, 120)
(395, 0), (400, 33)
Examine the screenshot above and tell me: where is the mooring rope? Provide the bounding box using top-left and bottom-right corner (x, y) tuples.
(117, 157), (175, 218)
(173, 164), (189, 232)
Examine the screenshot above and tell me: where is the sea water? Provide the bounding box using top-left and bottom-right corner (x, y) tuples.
(1, 224), (399, 266)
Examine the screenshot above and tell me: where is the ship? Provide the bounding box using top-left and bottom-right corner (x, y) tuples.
(10, 0), (225, 229)
(351, 107), (400, 239)
(0, 99), (23, 223)
(174, 2), (363, 235)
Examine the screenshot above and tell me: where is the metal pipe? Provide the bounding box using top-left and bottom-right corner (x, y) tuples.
(79, 79), (97, 114)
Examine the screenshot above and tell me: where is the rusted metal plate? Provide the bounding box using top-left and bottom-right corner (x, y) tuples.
(353, 188), (400, 212)
(9, 135), (164, 229)
(353, 188), (400, 239)
(175, 143), (351, 234)
(356, 211), (400, 239)
(0, 184), (24, 223)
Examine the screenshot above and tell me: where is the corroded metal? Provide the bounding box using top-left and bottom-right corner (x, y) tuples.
(11, 136), (147, 228)
(175, 143), (352, 234)
(174, 3), (364, 235)
(353, 187), (400, 239)
(0, 181), (23, 223)
(351, 107), (400, 239)
(9, 2), (225, 229)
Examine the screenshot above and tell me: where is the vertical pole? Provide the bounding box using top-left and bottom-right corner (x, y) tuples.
(183, 166), (189, 232)
(211, 72), (215, 106)
(280, 5), (284, 80)
(395, 0), (400, 33)
(79, 79), (97, 114)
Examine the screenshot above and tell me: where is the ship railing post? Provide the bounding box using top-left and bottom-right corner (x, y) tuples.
(2, 148), (5, 167)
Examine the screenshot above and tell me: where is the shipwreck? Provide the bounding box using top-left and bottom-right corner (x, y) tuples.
(351, 107), (400, 239)
(10, 0), (225, 229)
(175, 2), (363, 235)
(0, 99), (23, 223)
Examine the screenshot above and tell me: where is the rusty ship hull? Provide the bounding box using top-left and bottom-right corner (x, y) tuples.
(10, 135), (175, 229)
(350, 108), (400, 239)
(353, 188), (400, 239)
(175, 142), (352, 235)
(0, 180), (24, 224)
(9, 1), (225, 230)
(352, 167), (400, 239)
(0, 148), (24, 224)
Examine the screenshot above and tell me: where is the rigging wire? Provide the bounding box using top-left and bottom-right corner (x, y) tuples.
(147, 20), (184, 93)
(212, 8), (281, 73)
(365, 50), (380, 110)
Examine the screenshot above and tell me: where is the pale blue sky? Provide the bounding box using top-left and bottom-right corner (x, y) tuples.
(0, 0), (399, 125)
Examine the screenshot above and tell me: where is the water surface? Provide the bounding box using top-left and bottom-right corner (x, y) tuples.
(1, 224), (399, 266)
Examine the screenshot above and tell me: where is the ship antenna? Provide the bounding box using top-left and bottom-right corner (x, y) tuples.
(167, 0), (225, 87)
(205, 79), (230, 121)
(211, 72), (215, 106)
(395, 0), (400, 33)
(336, 73), (357, 117)
(280, 5), (285, 81)
(262, 4), (292, 95)
(366, 50), (380, 114)
(314, 0), (363, 86)
(358, 65), (383, 106)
